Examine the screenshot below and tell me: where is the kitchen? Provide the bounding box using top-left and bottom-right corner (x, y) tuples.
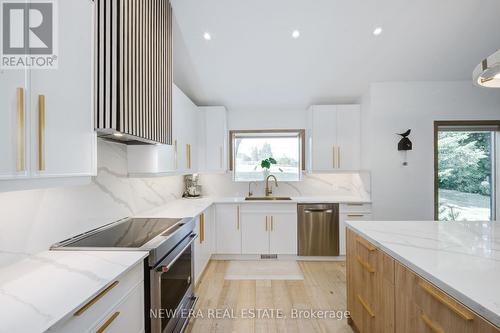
(0, 0), (499, 333)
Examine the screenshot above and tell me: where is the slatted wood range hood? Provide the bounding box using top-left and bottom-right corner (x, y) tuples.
(94, 0), (173, 145)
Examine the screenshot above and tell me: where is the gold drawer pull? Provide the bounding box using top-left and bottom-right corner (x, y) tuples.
(96, 311), (120, 333)
(356, 236), (376, 252)
(420, 313), (445, 333)
(356, 255), (375, 273)
(418, 281), (474, 321)
(38, 95), (46, 171)
(236, 206), (240, 230)
(16, 88), (25, 171)
(356, 294), (375, 318)
(271, 216), (274, 231)
(347, 214), (364, 218)
(265, 216), (268, 231)
(200, 213), (205, 243)
(74, 281), (119, 316)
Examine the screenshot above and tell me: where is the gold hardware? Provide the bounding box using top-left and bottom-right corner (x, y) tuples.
(356, 294), (375, 318)
(418, 281), (474, 321)
(186, 144), (191, 169)
(245, 196), (292, 201)
(356, 255), (375, 273)
(38, 95), (45, 171)
(356, 236), (376, 252)
(219, 146), (223, 168)
(271, 216), (274, 231)
(174, 139), (178, 169)
(332, 145), (336, 168)
(96, 311), (120, 333)
(337, 146), (341, 168)
(265, 216), (268, 231)
(420, 313), (445, 333)
(236, 205), (240, 230)
(265, 174), (278, 197)
(16, 88), (25, 171)
(347, 214), (364, 218)
(200, 213), (205, 243)
(347, 203), (363, 206)
(74, 281), (119, 316)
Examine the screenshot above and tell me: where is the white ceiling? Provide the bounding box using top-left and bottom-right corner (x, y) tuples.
(171, 0), (500, 110)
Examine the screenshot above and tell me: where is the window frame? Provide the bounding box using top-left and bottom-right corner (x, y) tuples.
(228, 129), (306, 181)
(433, 120), (500, 221)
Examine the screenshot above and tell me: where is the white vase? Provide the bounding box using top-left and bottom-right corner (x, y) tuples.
(262, 169), (270, 178)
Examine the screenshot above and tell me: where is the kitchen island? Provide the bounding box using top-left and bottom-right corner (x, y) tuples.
(346, 220), (500, 332)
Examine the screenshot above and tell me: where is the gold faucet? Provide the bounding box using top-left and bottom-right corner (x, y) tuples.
(265, 175), (278, 196)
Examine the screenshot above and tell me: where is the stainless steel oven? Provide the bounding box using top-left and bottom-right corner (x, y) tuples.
(150, 232), (198, 333)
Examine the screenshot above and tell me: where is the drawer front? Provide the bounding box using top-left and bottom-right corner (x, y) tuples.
(91, 282), (144, 333)
(340, 203), (372, 213)
(50, 262), (144, 333)
(395, 262), (499, 333)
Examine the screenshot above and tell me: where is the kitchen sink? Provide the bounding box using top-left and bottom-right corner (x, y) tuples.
(245, 196), (292, 201)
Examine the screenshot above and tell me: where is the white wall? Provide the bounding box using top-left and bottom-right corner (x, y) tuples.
(0, 140), (184, 268)
(228, 108), (307, 130)
(361, 81), (500, 220)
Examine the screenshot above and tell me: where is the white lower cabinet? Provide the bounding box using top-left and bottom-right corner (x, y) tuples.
(194, 206), (215, 283)
(215, 204), (242, 254)
(339, 203), (372, 255)
(49, 262), (144, 333)
(240, 204), (297, 255)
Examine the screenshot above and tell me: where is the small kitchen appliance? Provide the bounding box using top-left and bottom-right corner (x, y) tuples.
(183, 174), (202, 198)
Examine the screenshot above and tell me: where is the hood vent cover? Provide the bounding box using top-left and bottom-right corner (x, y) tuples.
(95, 0), (173, 145)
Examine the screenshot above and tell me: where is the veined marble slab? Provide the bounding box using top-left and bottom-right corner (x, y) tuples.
(0, 250), (147, 333)
(346, 220), (500, 328)
(136, 196), (371, 218)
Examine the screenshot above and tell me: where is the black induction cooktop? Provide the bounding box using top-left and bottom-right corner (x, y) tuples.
(58, 217), (182, 248)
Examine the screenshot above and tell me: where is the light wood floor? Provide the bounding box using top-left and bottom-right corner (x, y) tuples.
(186, 260), (354, 333)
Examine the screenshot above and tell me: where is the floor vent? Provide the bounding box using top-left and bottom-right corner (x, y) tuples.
(260, 254), (278, 259)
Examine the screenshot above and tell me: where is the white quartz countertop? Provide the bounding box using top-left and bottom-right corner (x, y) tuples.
(0, 250), (147, 333)
(137, 196), (371, 218)
(346, 220), (500, 328)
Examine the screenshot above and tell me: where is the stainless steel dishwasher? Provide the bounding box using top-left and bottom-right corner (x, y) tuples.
(298, 203), (339, 256)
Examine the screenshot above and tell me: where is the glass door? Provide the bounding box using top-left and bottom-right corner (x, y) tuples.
(435, 122), (498, 221)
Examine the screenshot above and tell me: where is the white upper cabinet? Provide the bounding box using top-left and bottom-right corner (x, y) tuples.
(30, 0), (96, 178)
(0, 0), (96, 188)
(127, 84), (197, 175)
(307, 104), (361, 172)
(197, 107), (228, 173)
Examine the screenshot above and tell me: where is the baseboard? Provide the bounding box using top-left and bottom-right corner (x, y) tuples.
(210, 254), (346, 261)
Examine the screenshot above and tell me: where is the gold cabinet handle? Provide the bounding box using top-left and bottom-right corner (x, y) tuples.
(337, 146), (341, 168)
(16, 88), (25, 171)
(96, 311), (120, 333)
(420, 313), (445, 333)
(271, 216), (274, 231)
(418, 281), (474, 321)
(356, 294), (375, 318)
(265, 216), (268, 231)
(74, 281), (119, 316)
(356, 236), (376, 252)
(174, 139), (178, 169)
(332, 145), (336, 168)
(199, 213), (205, 243)
(38, 95), (45, 171)
(219, 145), (223, 169)
(347, 214), (364, 218)
(186, 144), (191, 169)
(236, 205), (240, 230)
(356, 255), (375, 273)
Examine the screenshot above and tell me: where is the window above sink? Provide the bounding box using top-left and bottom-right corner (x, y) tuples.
(229, 129), (305, 182)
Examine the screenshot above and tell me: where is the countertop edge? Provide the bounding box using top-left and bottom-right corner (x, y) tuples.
(345, 223), (500, 328)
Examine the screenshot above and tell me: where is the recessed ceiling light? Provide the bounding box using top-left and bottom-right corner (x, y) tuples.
(292, 30), (300, 39)
(203, 32), (211, 40)
(373, 27), (383, 36)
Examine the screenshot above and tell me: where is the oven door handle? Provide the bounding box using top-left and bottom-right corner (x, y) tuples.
(155, 233), (198, 272)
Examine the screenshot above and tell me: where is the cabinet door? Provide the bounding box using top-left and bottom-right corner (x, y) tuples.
(215, 204), (241, 254)
(29, 0), (95, 177)
(336, 105), (361, 170)
(339, 213), (372, 256)
(173, 85), (197, 173)
(0, 70), (28, 179)
(269, 212), (297, 254)
(241, 212), (269, 254)
(202, 107), (227, 173)
(311, 105), (337, 171)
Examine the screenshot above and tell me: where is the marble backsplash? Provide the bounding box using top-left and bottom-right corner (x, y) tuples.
(199, 172), (371, 200)
(0, 140), (184, 268)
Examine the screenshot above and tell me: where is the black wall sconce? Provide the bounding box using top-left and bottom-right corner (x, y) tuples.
(397, 129), (412, 166)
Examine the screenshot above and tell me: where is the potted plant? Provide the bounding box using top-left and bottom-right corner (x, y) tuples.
(258, 157), (283, 178)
